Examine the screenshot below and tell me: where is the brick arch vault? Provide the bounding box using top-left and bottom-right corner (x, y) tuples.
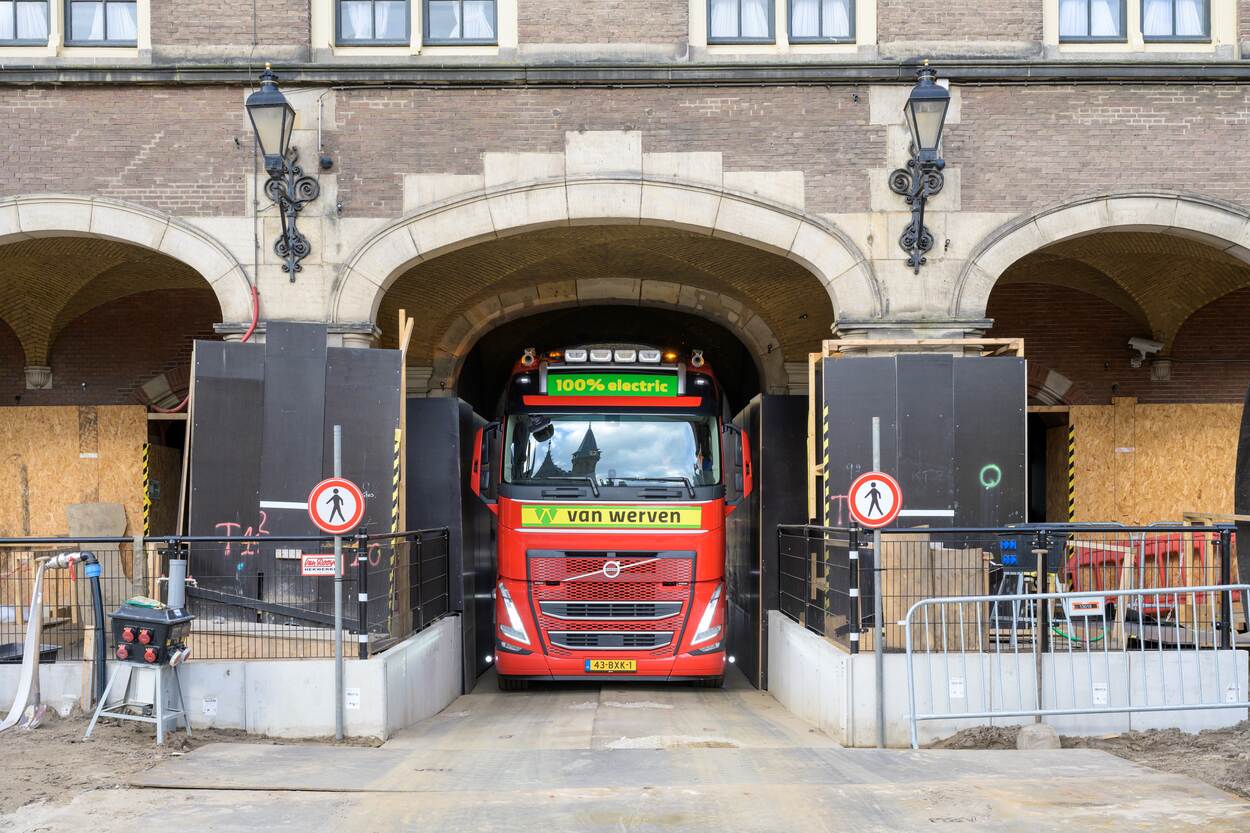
(331, 175), (881, 395)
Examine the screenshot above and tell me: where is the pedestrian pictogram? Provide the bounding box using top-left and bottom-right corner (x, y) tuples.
(308, 477), (365, 535)
(847, 471), (902, 529)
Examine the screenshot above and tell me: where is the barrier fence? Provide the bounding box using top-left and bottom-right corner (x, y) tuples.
(0, 528), (451, 663)
(903, 584), (1250, 748)
(777, 524), (1241, 654)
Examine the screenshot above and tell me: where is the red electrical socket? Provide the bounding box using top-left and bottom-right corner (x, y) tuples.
(121, 627), (135, 642)
(116, 645), (130, 660)
(143, 647), (157, 663)
(137, 629), (152, 645)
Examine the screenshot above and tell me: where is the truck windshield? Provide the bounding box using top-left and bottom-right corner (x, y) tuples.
(504, 413), (721, 487)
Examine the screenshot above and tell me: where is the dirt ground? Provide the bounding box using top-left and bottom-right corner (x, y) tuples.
(931, 721), (1250, 801)
(0, 710), (380, 817)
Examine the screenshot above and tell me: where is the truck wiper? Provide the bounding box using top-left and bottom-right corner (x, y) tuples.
(616, 476), (696, 499)
(526, 475), (600, 498)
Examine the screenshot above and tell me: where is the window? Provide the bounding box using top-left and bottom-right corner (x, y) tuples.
(708, 0), (773, 42)
(1058, 0), (1125, 40)
(789, 0), (852, 42)
(338, 0), (408, 43)
(65, 0), (136, 44)
(0, 0), (48, 43)
(424, 0), (496, 44)
(1141, 0), (1208, 39)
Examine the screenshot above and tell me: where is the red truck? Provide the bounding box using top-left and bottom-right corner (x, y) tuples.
(472, 346), (751, 689)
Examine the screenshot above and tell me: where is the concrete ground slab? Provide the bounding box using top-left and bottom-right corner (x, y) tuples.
(7, 668), (1250, 832)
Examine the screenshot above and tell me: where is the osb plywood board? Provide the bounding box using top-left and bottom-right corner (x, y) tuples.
(148, 444), (183, 537)
(0, 405), (146, 537)
(1071, 400), (1241, 525)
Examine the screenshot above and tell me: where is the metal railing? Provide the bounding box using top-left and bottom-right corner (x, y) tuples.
(903, 583), (1250, 748)
(775, 523), (1239, 654)
(0, 528), (452, 663)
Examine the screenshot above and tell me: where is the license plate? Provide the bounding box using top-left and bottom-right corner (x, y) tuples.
(585, 659), (637, 673)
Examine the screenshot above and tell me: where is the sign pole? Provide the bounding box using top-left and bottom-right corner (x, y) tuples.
(333, 424), (344, 742)
(872, 416), (885, 750)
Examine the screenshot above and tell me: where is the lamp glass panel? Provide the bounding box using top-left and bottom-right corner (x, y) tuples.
(249, 104), (289, 158)
(907, 99), (947, 152)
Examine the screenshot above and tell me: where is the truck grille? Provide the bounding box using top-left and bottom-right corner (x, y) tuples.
(548, 631), (674, 650)
(540, 601), (682, 620)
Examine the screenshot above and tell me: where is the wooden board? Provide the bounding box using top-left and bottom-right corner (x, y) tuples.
(1071, 399), (1241, 524)
(1045, 424), (1069, 523)
(0, 405), (145, 537)
(147, 444), (183, 537)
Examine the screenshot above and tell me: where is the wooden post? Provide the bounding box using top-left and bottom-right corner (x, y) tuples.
(395, 309), (415, 637)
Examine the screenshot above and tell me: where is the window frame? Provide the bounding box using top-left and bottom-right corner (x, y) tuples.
(63, 0), (137, 46)
(335, 0), (410, 45)
(0, 0), (50, 44)
(1139, 0), (1210, 42)
(422, 0), (498, 45)
(786, 0), (854, 44)
(1057, 0), (1128, 43)
(707, 0), (776, 44)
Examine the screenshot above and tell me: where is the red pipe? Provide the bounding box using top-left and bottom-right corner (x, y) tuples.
(150, 284), (259, 414)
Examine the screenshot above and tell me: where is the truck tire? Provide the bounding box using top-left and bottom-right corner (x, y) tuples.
(694, 675), (724, 689)
(498, 675), (529, 692)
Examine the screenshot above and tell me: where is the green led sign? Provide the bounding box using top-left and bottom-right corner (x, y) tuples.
(547, 371), (678, 397)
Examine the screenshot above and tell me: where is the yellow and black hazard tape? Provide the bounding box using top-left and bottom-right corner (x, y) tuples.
(822, 403), (830, 527)
(388, 428), (401, 629)
(1067, 424), (1076, 522)
(142, 442), (151, 538)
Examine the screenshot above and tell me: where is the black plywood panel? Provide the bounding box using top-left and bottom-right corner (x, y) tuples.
(188, 340), (265, 585)
(822, 358), (897, 527)
(954, 357), (1027, 527)
(325, 345), (402, 622)
(458, 401), (494, 683)
(897, 355), (954, 527)
(1236, 383), (1250, 583)
(258, 323), (328, 606)
(726, 397), (760, 687)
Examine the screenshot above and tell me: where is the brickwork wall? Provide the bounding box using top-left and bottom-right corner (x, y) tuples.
(951, 86), (1250, 214)
(0, 88), (248, 216)
(151, 0), (308, 54)
(5, 289), (219, 406)
(986, 283), (1250, 405)
(519, 0), (687, 43)
(331, 86), (878, 215)
(877, 0), (1042, 43)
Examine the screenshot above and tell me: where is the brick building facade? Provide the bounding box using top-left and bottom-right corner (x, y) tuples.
(2, 1), (1250, 418)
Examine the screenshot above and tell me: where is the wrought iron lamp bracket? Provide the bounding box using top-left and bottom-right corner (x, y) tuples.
(888, 147), (945, 274)
(264, 147), (321, 280)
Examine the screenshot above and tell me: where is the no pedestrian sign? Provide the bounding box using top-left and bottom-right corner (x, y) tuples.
(847, 471), (902, 529)
(308, 477), (365, 535)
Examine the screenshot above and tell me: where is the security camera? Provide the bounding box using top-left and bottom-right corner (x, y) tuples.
(1129, 337), (1163, 368)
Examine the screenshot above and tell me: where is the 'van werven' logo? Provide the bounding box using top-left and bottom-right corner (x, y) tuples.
(520, 504), (702, 529)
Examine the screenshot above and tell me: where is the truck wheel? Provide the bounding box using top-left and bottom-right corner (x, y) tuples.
(498, 675), (529, 692)
(694, 675), (724, 689)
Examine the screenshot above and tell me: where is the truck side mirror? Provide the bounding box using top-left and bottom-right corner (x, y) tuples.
(722, 423), (753, 510)
(471, 421), (501, 508)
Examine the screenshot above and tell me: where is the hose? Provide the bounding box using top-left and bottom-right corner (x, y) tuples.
(80, 552), (106, 706)
(150, 283), (260, 414)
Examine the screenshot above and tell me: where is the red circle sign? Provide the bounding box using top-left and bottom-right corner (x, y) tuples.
(308, 477), (365, 535)
(847, 471), (902, 529)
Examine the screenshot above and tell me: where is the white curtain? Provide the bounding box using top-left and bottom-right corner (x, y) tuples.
(741, 0), (768, 37)
(1175, 0), (1205, 35)
(341, 1), (372, 38)
(710, 0), (737, 38)
(790, 0), (817, 37)
(1090, 0), (1120, 36)
(1143, 0), (1171, 35)
(0, 2), (13, 39)
(375, 0), (407, 39)
(15, 1), (47, 39)
(71, 1), (104, 40)
(1058, 0), (1086, 37)
(822, 0), (849, 38)
(106, 1), (136, 40)
(463, 0), (493, 38)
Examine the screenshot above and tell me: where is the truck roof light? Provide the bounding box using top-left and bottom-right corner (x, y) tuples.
(547, 350), (563, 359)
(589, 349), (612, 363)
(564, 349), (587, 362)
(613, 349), (637, 363)
(663, 350), (678, 362)
(638, 349), (662, 364)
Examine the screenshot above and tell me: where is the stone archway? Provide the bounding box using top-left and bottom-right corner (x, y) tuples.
(953, 192), (1250, 320)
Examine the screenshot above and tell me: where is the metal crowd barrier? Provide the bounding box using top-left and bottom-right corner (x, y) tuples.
(903, 583), (1250, 749)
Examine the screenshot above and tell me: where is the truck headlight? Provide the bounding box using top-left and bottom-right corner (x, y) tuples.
(498, 582), (531, 646)
(691, 583), (723, 645)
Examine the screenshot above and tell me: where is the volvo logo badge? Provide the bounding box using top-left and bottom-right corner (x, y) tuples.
(602, 560), (622, 578)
